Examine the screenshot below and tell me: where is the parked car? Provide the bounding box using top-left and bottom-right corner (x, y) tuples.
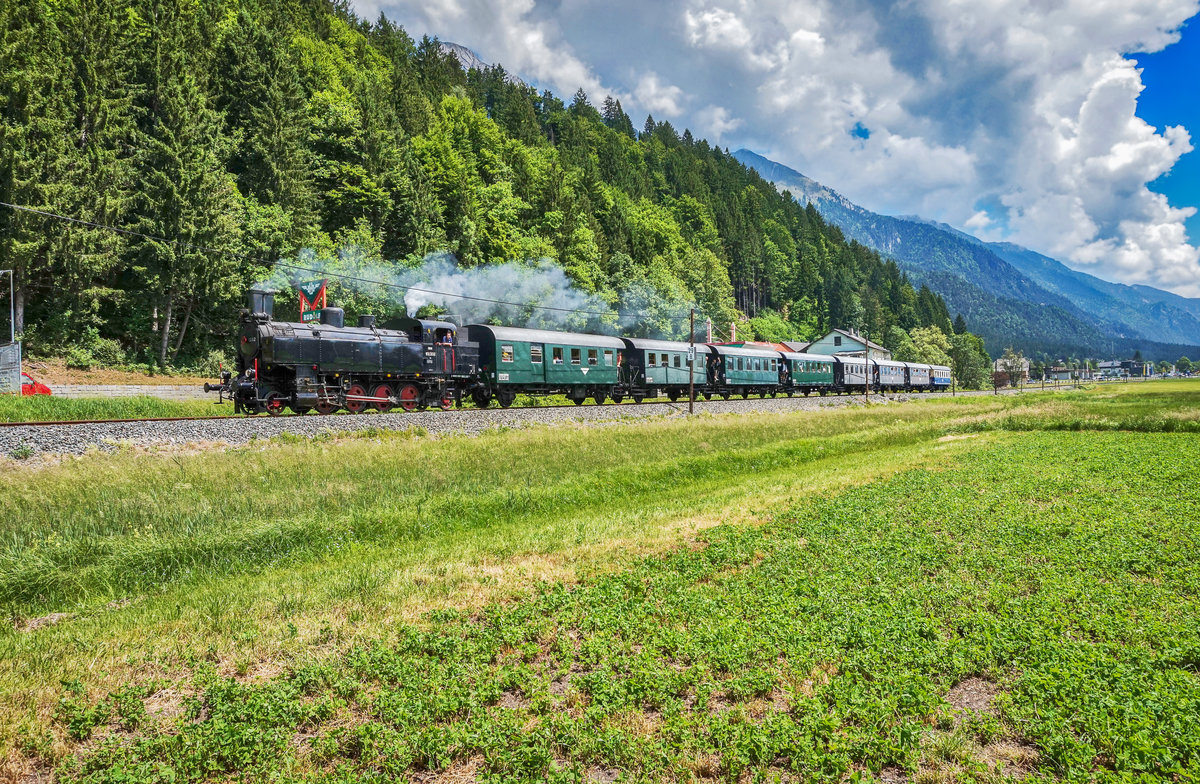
(20, 372), (52, 396)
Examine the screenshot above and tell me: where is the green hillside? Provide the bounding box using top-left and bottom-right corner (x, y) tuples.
(1, 0), (984, 377)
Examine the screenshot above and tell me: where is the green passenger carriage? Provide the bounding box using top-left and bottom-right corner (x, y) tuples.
(465, 324), (624, 407)
(779, 351), (836, 395)
(705, 345), (782, 398)
(619, 338), (708, 402)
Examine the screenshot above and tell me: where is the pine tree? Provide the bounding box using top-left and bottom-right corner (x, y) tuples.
(129, 1), (242, 365)
(0, 0), (69, 339)
(642, 114), (656, 138)
(215, 7), (314, 243)
(953, 312), (968, 334)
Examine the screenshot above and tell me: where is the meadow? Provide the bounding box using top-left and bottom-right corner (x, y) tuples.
(1, 381), (1197, 782)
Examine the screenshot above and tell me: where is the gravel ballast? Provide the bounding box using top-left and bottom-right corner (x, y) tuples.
(3, 388), (1035, 458)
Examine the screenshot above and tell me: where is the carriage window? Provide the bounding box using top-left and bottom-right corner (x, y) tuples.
(501, 345), (514, 363)
(834, 336), (842, 346)
(553, 347), (564, 364)
(648, 353), (657, 367)
(755, 359), (761, 371)
(661, 353), (669, 367)
(531, 345), (543, 363)
(604, 350), (614, 366)
(771, 359), (777, 371)
(674, 355), (681, 368)
(588, 349), (598, 365)
(571, 348), (582, 365)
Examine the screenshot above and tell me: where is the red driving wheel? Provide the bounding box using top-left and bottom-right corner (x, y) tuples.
(398, 383), (420, 412)
(264, 392), (285, 416)
(438, 391), (453, 410)
(373, 384), (395, 413)
(315, 399), (337, 415)
(345, 383), (368, 414)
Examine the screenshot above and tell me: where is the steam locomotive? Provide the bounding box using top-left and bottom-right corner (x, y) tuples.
(205, 288), (952, 414)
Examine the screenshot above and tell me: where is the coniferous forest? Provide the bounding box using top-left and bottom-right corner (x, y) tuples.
(0, 0), (993, 386)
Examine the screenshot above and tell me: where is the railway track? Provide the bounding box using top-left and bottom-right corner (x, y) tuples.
(0, 390), (918, 428)
(1, 387), (1051, 458)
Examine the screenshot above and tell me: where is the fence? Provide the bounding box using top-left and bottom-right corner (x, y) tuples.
(0, 342), (19, 395)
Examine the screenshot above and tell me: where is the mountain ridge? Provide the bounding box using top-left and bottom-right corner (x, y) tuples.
(732, 148), (1200, 360)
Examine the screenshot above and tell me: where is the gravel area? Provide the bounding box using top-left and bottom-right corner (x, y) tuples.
(1, 387), (1037, 459)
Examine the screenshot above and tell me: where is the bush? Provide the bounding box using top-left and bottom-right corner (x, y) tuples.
(63, 346), (94, 370)
(200, 350), (230, 376)
(89, 338), (126, 366)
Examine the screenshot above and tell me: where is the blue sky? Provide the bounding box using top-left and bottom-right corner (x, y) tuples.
(357, 0), (1200, 296)
(1134, 20), (1200, 244)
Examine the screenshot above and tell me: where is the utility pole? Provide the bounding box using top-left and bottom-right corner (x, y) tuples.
(689, 308), (695, 415)
(3, 270), (12, 344)
(863, 330), (869, 405)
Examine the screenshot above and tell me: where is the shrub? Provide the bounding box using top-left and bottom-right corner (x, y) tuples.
(63, 346), (94, 370)
(200, 350), (230, 376)
(89, 338), (126, 366)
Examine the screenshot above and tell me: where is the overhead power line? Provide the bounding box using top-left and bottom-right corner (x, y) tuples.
(0, 200), (705, 324)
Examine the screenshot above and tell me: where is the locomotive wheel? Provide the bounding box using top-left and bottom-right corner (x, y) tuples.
(264, 392), (286, 416)
(373, 384), (396, 413)
(397, 383), (420, 412)
(611, 393), (624, 404)
(632, 394), (644, 404)
(292, 406), (312, 415)
(592, 392), (607, 405)
(438, 392), (453, 411)
(345, 384), (368, 414)
(497, 390), (516, 408)
(471, 390), (492, 408)
(315, 399), (338, 415)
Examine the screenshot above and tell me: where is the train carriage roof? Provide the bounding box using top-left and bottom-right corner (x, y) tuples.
(779, 351), (837, 362)
(622, 337), (698, 352)
(466, 324), (625, 349)
(905, 362), (933, 370)
(707, 344), (782, 358)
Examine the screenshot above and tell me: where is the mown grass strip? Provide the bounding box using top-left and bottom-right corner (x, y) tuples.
(0, 395), (229, 423)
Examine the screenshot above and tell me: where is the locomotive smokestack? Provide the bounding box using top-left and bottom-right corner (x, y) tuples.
(248, 288), (275, 318)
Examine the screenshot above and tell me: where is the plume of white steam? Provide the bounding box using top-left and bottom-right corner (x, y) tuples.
(254, 248), (696, 339)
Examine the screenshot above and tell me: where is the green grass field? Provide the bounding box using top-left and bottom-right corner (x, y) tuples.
(2, 382), (1198, 782)
(0, 395), (231, 423)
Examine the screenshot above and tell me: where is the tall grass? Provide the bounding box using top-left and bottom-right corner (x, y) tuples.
(0, 395), (229, 423)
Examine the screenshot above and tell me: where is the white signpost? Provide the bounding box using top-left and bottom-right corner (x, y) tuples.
(0, 270), (17, 394)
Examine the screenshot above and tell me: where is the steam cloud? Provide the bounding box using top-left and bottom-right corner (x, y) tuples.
(255, 248), (696, 339)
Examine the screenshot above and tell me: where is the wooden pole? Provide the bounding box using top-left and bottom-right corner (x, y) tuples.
(689, 308), (695, 415)
(863, 332), (869, 405)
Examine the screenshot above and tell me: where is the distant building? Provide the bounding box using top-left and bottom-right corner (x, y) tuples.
(993, 357), (1031, 375)
(1045, 365), (1072, 381)
(802, 329), (891, 360)
(1096, 360), (1149, 378)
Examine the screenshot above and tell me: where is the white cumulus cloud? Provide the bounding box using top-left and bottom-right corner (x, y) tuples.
(355, 0), (1200, 295)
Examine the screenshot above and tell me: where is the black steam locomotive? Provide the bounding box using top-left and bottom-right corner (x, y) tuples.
(207, 287), (952, 414)
(207, 288), (480, 414)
